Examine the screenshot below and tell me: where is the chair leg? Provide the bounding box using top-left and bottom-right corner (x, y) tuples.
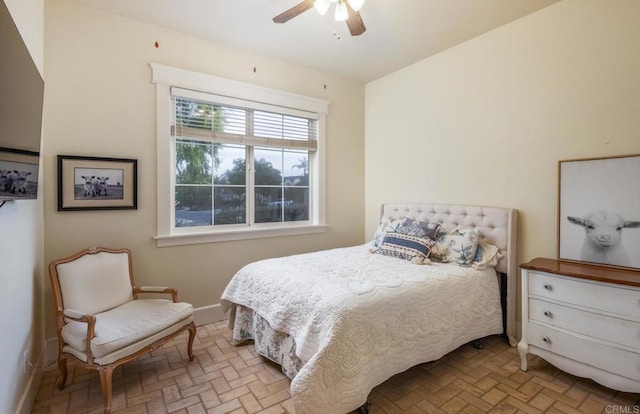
(187, 322), (196, 362)
(98, 366), (114, 414)
(56, 356), (68, 390)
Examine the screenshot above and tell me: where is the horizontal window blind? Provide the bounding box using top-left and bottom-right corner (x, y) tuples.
(171, 88), (318, 151)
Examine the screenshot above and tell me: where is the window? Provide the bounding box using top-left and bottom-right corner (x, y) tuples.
(152, 64), (328, 246)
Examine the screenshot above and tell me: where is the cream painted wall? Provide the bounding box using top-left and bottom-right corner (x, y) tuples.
(43, 0), (365, 338)
(0, 0), (45, 412)
(365, 0), (640, 322)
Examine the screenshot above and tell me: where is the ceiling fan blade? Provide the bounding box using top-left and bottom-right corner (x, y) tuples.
(345, 2), (366, 36)
(273, 0), (315, 23)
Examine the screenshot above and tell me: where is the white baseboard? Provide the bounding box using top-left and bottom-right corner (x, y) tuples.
(15, 340), (46, 414)
(194, 303), (226, 326)
(45, 303), (226, 363)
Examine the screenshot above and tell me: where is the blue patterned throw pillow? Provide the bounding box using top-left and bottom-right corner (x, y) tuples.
(375, 232), (434, 264)
(395, 218), (440, 240)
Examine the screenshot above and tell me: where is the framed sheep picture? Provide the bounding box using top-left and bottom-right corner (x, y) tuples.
(558, 154), (640, 270)
(57, 155), (138, 211)
(0, 147), (39, 200)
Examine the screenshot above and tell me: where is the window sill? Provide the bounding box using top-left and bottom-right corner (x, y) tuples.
(154, 224), (328, 247)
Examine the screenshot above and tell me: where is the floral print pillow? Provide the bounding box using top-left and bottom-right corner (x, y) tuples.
(395, 218), (440, 240)
(372, 216), (404, 248)
(430, 228), (481, 266)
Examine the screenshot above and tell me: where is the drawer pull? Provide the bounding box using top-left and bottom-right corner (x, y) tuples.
(543, 283), (553, 291)
(543, 310), (553, 317)
(542, 336), (551, 344)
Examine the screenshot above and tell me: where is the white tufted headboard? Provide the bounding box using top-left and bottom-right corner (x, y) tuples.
(380, 203), (519, 346)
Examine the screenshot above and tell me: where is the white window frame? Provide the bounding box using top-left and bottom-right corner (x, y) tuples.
(151, 63), (328, 247)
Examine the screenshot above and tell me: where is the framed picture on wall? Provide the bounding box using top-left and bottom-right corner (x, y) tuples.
(558, 154), (640, 270)
(57, 155), (138, 211)
(0, 148), (39, 200)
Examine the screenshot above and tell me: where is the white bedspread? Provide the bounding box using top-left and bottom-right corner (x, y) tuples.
(220, 245), (502, 414)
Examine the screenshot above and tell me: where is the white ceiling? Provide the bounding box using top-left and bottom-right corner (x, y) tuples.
(68, 0), (561, 83)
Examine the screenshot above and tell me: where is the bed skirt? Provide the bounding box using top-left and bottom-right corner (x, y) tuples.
(229, 304), (303, 380)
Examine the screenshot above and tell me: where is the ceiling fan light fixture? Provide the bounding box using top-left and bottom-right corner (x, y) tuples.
(334, 1), (348, 22)
(313, 0), (331, 16)
(273, 0), (366, 36)
(347, 0), (365, 11)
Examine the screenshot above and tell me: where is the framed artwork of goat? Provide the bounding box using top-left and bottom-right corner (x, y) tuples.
(57, 155), (137, 211)
(558, 154), (640, 270)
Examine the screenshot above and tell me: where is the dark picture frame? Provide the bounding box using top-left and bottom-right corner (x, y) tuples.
(57, 155), (137, 211)
(0, 147), (39, 200)
(558, 154), (640, 270)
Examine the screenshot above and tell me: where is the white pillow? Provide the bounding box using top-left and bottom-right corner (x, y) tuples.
(471, 242), (502, 269)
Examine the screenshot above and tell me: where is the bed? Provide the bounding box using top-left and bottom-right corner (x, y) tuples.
(221, 203), (518, 414)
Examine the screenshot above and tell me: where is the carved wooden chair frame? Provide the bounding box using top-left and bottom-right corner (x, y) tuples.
(49, 246), (196, 413)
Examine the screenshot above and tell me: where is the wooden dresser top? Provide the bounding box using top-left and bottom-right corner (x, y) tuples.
(521, 257), (640, 288)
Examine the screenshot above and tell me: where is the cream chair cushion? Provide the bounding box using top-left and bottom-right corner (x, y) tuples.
(57, 251), (133, 315)
(61, 299), (193, 364)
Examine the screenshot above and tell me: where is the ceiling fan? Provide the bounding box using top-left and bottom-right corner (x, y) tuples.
(273, 0), (367, 36)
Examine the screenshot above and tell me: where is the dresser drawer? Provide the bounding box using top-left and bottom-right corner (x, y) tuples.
(529, 298), (640, 350)
(528, 271), (640, 319)
(527, 322), (640, 381)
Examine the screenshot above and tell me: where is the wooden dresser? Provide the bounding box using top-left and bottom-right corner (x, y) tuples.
(518, 258), (640, 392)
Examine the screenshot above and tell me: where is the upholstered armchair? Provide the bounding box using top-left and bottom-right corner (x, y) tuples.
(48, 247), (196, 413)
